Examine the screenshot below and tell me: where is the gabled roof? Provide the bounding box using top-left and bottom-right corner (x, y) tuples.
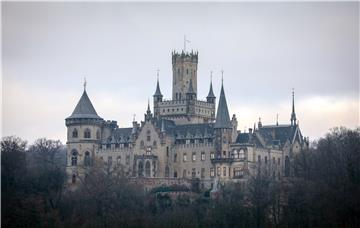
(206, 81), (216, 98)
(257, 124), (297, 147)
(214, 83), (232, 129)
(67, 90), (102, 119)
(153, 79), (163, 97)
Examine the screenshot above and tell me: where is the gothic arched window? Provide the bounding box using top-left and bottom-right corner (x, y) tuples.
(138, 161), (144, 177)
(145, 161), (151, 177)
(84, 151), (91, 167)
(153, 140), (157, 147)
(165, 165), (170, 178)
(71, 150), (78, 166)
(96, 130), (100, 140)
(72, 128), (78, 138)
(84, 128), (91, 138)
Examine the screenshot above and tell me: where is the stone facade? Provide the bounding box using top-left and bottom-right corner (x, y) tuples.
(65, 50), (309, 190)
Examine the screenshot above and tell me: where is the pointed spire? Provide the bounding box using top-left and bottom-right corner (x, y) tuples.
(83, 77), (87, 91)
(214, 79), (232, 129)
(67, 85), (102, 120)
(153, 69), (163, 97)
(276, 113), (279, 126)
(147, 99), (151, 113)
(207, 71), (215, 99)
(258, 117), (262, 128)
(145, 99), (152, 121)
(291, 88), (297, 126)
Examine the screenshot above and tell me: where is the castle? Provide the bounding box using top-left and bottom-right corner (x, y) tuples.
(65, 50), (308, 190)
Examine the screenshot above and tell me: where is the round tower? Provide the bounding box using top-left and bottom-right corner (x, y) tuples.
(65, 87), (103, 186)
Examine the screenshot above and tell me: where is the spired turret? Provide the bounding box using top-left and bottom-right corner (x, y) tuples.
(153, 75), (163, 118)
(65, 87), (104, 187)
(206, 79), (216, 104)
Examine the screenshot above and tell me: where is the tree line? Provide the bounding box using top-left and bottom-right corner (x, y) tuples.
(2, 127), (360, 228)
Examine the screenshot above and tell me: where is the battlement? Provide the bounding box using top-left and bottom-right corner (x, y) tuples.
(172, 50), (198, 64)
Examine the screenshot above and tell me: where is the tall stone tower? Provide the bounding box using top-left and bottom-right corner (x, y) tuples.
(65, 88), (103, 186)
(172, 50), (198, 100)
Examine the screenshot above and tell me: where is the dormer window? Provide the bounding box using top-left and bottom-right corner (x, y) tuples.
(72, 129), (78, 138)
(84, 129), (91, 138)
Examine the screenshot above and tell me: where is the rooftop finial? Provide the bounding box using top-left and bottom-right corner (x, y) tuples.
(183, 35), (191, 52)
(276, 113), (279, 126)
(291, 88), (297, 126)
(210, 70), (213, 82)
(83, 77), (87, 91)
(133, 114), (136, 122)
(221, 69), (224, 84)
(156, 68), (160, 81)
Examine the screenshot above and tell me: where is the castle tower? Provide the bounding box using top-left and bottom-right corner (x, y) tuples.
(206, 78), (216, 104)
(65, 85), (103, 186)
(172, 50), (198, 100)
(214, 80), (233, 157)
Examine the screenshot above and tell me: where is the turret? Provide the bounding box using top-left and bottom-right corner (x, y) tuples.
(153, 71), (163, 118)
(65, 83), (103, 186)
(145, 100), (153, 121)
(206, 75), (216, 104)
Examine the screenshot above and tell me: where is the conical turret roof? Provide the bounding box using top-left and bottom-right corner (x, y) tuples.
(153, 79), (163, 97)
(207, 81), (216, 98)
(67, 90), (102, 119)
(214, 83), (232, 129)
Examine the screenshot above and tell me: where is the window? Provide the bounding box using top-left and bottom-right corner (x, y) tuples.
(126, 155), (130, 165)
(210, 168), (215, 177)
(147, 135), (151, 141)
(265, 156), (268, 165)
(84, 151), (91, 167)
(183, 169), (187, 178)
(178, 68), (180, 75)
(96, 130), (100, 139)
(223, 151), (226, 157)
(239, 149), (245, 159)
(186, 139), (190, 144)
(183, 153), (187, 162)
(201, 152), (205, 161)
(278, 158), (281, 166)
(165, 166), (170, 178)
(72, 129), (78, 138)
(140, 140), (144, 148)
(201, 168), (205, 178)
(166, 147), (169, 157)
(210, 152), (215, 159)
(138, 161), (144, 177)
(233, 149), (239, 158)
(273, 157), (276, 165)
(71, 150), (78, 166)
(84, 129), (91, 138)
(106, 143), (111, 149)
(153, 140), (157, 147)
(186, 69), (189, 74)
(192, 168), (196, 178)
(223, 167), (226, 176)
(192, 152), (196, 161)
(217, 167), (221, 176)
(174, 154), (177, 162)
(115, 143), (120, 149)
(146, 147), (152, 155)
(234, 168), (243, 178)
(117, 156), (121, 166)
(258, 155), (261, 163)
(174, 171), (178, 178)
(108, 156), (112, 166)
(145, 161), (151, 177)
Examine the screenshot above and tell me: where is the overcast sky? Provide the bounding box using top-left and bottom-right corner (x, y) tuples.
(2, 2), (359, 144)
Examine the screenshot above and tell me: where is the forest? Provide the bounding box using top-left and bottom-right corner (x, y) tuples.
(1, 127), (359, 228)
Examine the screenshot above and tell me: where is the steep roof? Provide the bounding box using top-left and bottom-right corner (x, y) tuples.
(257, 124), (298, 147)
(153, 79), (163, 97)
(67, 90), (102, 119)
(214, 83), (232, 129)
(206, 81), (216, 98)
